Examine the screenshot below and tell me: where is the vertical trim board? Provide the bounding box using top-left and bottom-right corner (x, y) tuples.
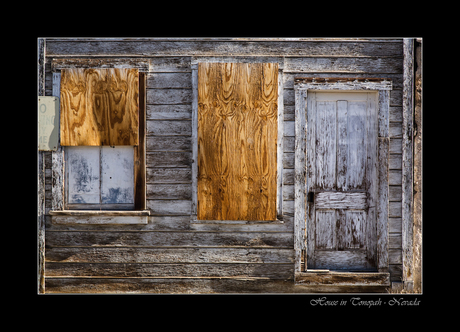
(277, 65), (284, 221)
(402, 38), (414, 287)
(294, 86), (306, 272)
(377, 137), (389, 271)
(377, 90), (390, 272)
(52, 72), (64, 211)
(191, 63), (199, 220)
(134, 72), (146, 210)
(38, 38), (46, 294)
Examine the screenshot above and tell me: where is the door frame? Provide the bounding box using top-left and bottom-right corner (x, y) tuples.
(293, 78), (392, 285)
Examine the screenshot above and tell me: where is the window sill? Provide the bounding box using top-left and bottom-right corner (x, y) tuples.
(190, 219), (284, 225)
(49, 210), (150, 225)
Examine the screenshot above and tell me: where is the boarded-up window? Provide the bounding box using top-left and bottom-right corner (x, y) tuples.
(60, 68), (139, 146)
(61, 70), (146, 211)
(197, 63), (278, 221)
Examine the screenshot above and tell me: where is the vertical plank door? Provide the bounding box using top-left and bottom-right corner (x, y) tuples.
(307, 91), (378, 271)
(197, 63), (278, 221)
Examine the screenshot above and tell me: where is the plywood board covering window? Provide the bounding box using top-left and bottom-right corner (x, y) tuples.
(197, 63), (278, 221)
(60, 68), (139, 146)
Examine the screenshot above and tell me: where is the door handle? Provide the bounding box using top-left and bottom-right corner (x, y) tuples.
(308, 191), (314, 203)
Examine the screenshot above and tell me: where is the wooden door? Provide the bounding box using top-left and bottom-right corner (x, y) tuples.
(306, 91), (378, 271)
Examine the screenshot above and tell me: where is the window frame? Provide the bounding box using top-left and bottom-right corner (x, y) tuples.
(190, 59), (284, 224)
(49, 67), (148, 225)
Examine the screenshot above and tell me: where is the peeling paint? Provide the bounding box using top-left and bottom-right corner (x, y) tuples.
(102, 187), (133, 204)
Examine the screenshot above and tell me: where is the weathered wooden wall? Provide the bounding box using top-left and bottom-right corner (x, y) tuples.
(42, 38), (405, 293)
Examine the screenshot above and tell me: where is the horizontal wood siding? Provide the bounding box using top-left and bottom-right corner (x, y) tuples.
(46, 39), (403, 57)
(44, 38), (404, 292)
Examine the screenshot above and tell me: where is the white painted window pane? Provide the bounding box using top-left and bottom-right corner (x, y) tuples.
(101, 146), (134, 204)
(66, 146), (100, 204)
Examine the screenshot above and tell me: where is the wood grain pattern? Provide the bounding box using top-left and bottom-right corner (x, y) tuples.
(197, 63), (278, 221)
(402, 38), (414, 285)
(295, 271), (389, 286)
(45, 262), (293, 279)
(46, 39), (403, 58)
(60, 68), (139, 146)
(52, 73), (64, 211)
(45, 277), (388, 294)
(38, 38), (46, 294)
(45, 247), (294, 264)
(45, 230), (292, 247)
(315, 192), (367, 209)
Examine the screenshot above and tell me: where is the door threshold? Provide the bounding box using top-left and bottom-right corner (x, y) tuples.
(305, 269), (379, 273)
(295, 271), (390, 287)
(306, 269), (330, 273)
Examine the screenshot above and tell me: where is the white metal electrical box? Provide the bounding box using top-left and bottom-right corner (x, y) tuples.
(38, 96), (59, 151)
